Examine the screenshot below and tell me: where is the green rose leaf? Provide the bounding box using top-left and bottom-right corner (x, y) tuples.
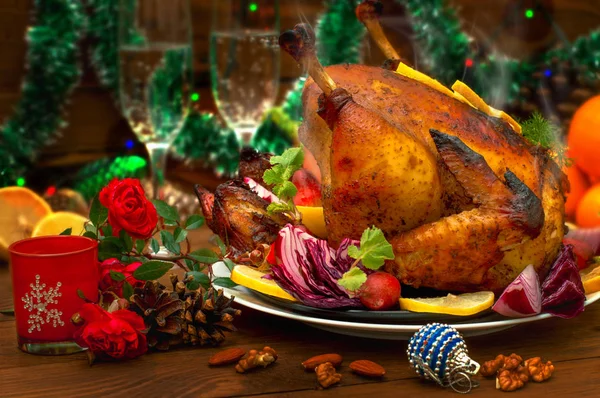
(186, 271), (211, 290)
(188, 249), (219, 264)
(160, 230), (180, 255)
(133, 260), (174, 281)
(185, 214), (205, 230)
(110, 270), (126, 282)
(120, 230), (133, 252)
(152, 199), (178, 222)
(150, 238), (160, 254)
(135, 239), (146, 254)
(210, 235), (227, 255)
(89, 195), (108, 228)
(101, 224), (113, 237)
(213, 277), (238, 288)
(337, 267), (367, 292)
(173, 227), (188, 244)
(223, 258), (236, 272)
(83, 231), (97, 240)
(122, 281), (134, 301)
(59, 228), (72, 236)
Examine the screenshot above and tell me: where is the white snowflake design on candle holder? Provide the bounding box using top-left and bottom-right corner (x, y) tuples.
(21, 275), (65, 333)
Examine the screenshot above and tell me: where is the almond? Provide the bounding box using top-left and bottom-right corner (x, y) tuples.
(208, 347), (247, 366)
(302, 353), (343, 370)
(349, 360), (386, 377)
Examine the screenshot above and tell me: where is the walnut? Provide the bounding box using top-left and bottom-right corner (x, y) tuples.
(524, 357), (555, 382)
(480, 353), (524, 377)
(316, 362), (342, 389)
(235, 346), (278, 373)
(496, 365), (530, 392)
(480, 355), (505, 377)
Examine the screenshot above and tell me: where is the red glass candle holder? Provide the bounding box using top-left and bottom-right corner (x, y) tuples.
(9, 236), (99, 355)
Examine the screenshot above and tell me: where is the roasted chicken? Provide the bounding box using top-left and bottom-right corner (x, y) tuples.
(195, 149), (293, 255)
(279, 13), (566, 292)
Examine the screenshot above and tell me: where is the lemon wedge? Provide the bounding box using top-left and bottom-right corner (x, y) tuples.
(581, 262), (600, 295)
(297, 205), (327, 238)
(399, 291), (495, 316)
(32, 211), (88, 237)
(230, 265), (296, 301)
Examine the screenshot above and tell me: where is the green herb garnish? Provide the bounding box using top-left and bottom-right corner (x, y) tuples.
(262, 147), (304, 217)
(337, 267), (368, 292)
(348, 226), (395, 270)
(521, 112), (571, 166)
(337, 226), (395, 292)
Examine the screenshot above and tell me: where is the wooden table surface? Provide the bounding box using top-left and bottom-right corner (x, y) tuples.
(1, 229), (599, 397)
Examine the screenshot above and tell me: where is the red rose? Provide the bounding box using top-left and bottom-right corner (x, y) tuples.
(99, 178), (158, 240)
(99, 258), (144, 301)
(72, 303), (147, 360)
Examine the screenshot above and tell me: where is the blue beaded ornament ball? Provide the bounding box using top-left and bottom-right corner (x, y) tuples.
(407, 323), (480, 393)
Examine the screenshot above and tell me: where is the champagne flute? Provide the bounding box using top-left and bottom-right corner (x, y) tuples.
(118, 0), (193, 198)
(210, 0), (280, 144)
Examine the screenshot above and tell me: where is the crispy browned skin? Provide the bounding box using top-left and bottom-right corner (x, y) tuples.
(319, 88), (443, 247)
(238, 147), (272, 187)
(195, 181), (292, 255)
(387, 130), (544, 291)
(300, 65), (566, 291)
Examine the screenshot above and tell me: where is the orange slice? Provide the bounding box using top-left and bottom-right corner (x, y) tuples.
(0, 187), (52, 260)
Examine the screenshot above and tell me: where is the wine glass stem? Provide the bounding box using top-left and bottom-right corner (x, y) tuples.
(146, 142), (169, 200)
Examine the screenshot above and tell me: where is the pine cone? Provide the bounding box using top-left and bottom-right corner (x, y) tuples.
(130, 280), (184, 351)
(180, 286), (241, 347)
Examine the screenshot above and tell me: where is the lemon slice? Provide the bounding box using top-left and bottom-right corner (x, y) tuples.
(0, 186), (53, 260)
(31, 211), (88, 237)
(297, 205), (327, 238)
(581, 262), (600, 295)
(399, 291), (495, 316)
(230, 265), (296, 301)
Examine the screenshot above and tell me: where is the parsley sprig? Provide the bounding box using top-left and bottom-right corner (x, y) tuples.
(262, 147), (304, 219)
(337, 226), (395, 292)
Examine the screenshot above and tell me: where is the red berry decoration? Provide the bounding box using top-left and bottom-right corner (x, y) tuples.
(359, 272), (401, 311)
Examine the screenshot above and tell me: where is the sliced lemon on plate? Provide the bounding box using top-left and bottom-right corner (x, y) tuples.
(581, 262), (600, 295)
(230, 265), (297, 301)
(32, 211), (88, 237)
(297, 205), (327, 238)
(399, 291), (495, 316)
(0, 187), (53, 260)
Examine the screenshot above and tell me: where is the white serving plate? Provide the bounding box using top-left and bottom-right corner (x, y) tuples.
(213, 262), (600, 340)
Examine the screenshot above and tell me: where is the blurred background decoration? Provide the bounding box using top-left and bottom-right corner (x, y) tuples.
(1, 0), (600, 225)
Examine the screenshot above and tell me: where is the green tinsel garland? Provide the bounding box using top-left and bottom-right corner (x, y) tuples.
(402, 0), (600, 106)
(73, 155), (147, 200)
(0, 0), (85, 187)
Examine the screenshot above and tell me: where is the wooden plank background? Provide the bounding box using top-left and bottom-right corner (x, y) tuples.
(1, 0), (599, 184)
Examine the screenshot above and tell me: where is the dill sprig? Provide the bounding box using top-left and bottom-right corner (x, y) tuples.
(521, 112), (571, 167)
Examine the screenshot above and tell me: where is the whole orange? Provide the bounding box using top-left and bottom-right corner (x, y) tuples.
(576, 184), (600, 228)
(564, 163), (589, 218)
(568, 95), (600, 179)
